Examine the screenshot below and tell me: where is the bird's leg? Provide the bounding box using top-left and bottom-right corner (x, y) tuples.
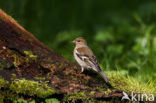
(81, 67), (84, 72)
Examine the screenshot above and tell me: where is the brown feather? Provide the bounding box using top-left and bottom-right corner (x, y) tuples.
(76, 47), (93, 56)
(76, 47), (101, 72)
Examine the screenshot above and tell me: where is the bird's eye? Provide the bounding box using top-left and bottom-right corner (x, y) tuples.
(77, 40), (80, 42)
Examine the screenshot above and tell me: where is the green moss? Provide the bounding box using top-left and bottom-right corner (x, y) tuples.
(0, 99), (3, 103)
(95, 88), (113, 97)
(0, 78), (8, 88)
(64, 92), (85, 101)
(29, 100), (35, 103)
(13, 99), (28, 103)
(72, 77), (77, 81)
(108, 71), (156, 95)
(24, 51), (37, 59)
(0, 77), (57, 101)
(24, 51), (37, 62)
(10, 54), (23, 67)
(63, 71), (155, 102)
(0, 78), (16, 101)
(9, 79), (56, 98)
(0, 90), (15, 101)
(64, 91), (95, 102)
(45, 98), (60, 103)
(10, 50), (37, 66)
(34, 76), (46, 81)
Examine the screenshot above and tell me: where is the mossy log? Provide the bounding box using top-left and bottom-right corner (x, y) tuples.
(0, 9), (123, 102)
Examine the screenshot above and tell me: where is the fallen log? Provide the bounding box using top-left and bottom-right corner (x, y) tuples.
(0, 9), (123, 102)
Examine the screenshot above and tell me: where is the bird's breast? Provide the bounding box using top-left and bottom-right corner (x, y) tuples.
(74, 50), (88, 68)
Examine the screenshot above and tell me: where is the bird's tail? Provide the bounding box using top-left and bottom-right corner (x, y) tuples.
(99, 71), (110, 82)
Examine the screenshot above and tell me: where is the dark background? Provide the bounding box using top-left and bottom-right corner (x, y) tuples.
(0, 0), (156, 82)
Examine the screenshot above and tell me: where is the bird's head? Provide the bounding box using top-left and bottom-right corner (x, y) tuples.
(72, 37), (87, 46)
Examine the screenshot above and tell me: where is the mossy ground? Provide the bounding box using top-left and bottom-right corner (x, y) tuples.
(0, 78), (57, 102)
(0, 69), (155, 102)
(10, 79), (56, 98)
(108, 71), (156, 95)
(62, 71), (156, 102)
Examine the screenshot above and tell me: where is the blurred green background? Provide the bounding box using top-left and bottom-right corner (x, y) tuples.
(0, 0), (156, 82)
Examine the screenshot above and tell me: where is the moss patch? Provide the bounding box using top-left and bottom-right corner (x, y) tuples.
(24, 51), (37, 61)
(108, 71), (156, 95)
(64, 91), (95, 102)
(10, 79), (56, 98)
(0, 77), (8, 88)
(0, 77), (57, 102)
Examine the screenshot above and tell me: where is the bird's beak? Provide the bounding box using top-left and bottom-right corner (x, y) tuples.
(72, 40), (76, 44)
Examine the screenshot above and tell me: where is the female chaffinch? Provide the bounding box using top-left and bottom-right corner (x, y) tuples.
(72, 37), (110, 82)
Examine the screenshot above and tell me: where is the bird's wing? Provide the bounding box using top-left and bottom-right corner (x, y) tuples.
(76, 47), (102, 72)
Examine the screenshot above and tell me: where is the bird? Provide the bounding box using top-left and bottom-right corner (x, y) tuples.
(72, 37), (110, 82)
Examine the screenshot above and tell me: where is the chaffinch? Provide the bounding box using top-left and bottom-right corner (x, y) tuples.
(72, 37), (110, 82)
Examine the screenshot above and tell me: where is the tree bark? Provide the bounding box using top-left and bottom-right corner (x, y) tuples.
(0, 9), (122, 102)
